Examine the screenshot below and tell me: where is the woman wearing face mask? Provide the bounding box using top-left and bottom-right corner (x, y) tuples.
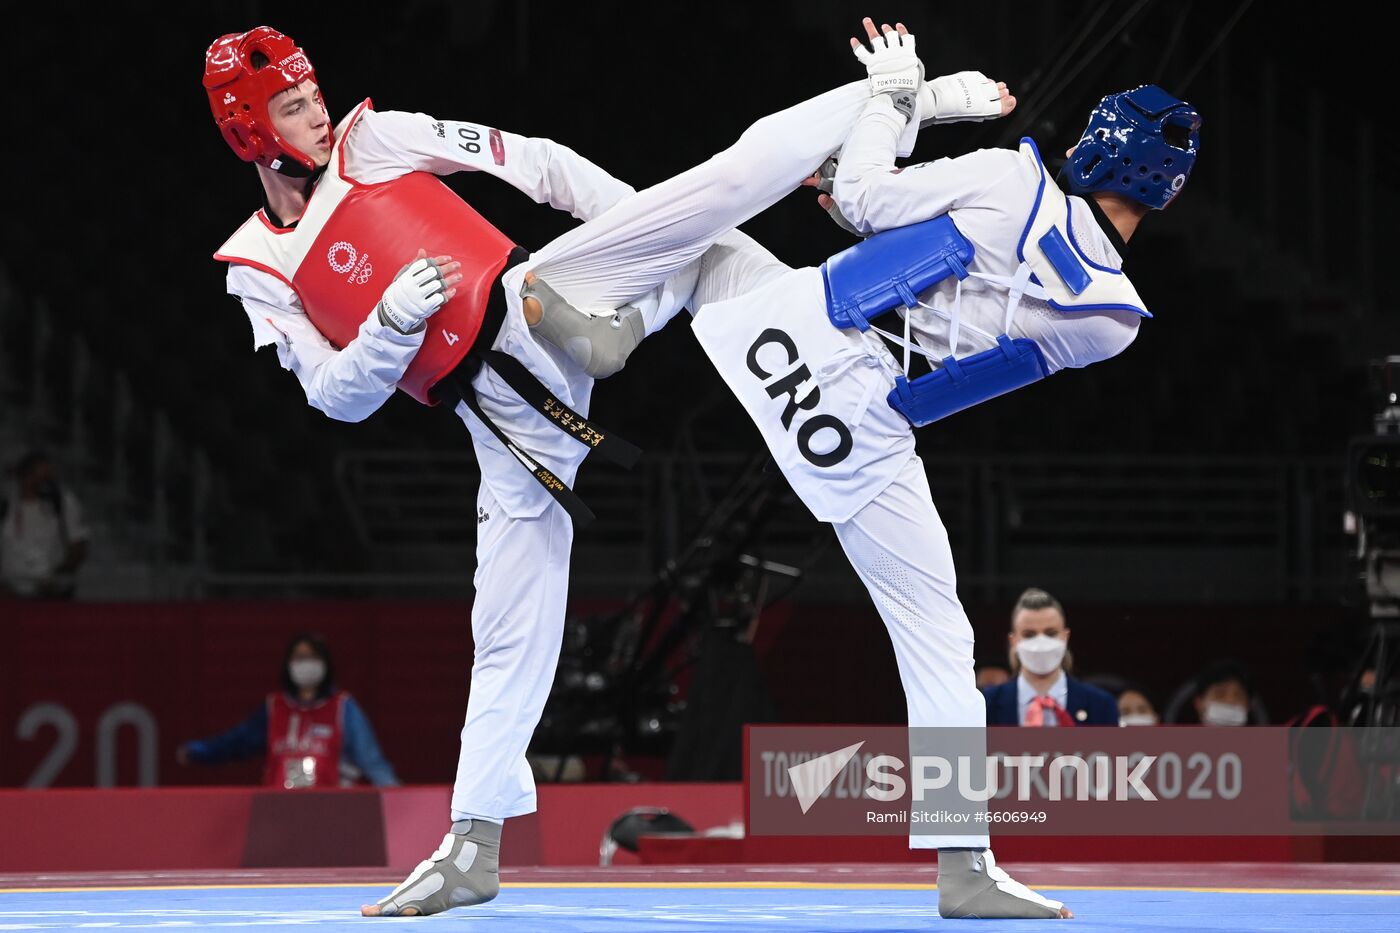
(1189, 661), (1260, 727)
(981, 588), (1120, 726)
(176, 633), (399, 788)
(1115, 685), (1161, 727)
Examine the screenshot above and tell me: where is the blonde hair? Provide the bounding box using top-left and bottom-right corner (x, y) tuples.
(1010, 587), (1064, 626)
(1008, 587), (1073, 674)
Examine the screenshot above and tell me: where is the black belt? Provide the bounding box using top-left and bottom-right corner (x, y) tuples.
(435, 247), (639, 527)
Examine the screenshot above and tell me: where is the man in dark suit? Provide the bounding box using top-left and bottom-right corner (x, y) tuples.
(982, 588), (1119, 726)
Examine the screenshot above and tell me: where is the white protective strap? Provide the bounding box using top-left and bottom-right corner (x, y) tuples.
(903, 289), (914, 373)
(868, 270), (1033, 378)
(382, 832), (455, 901)
(813, 345), (892, 429)
(948, 278), (962, 360)
(868, 320), (940, 369)
(984, 850), (1064, 912)
(968, 262), (1048, 335)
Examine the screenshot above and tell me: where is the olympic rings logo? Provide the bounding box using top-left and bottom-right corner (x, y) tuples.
(352, 261), (374, 285)
(328, 242), (357, 274)
(280, 53), (310, 75)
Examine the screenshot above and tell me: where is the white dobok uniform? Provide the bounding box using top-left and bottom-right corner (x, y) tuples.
(688, 94), (1149, 849)
(221, 83), (920, 824)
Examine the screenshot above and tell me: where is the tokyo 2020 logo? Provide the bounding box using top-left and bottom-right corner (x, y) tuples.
(328, 241), (374, 284)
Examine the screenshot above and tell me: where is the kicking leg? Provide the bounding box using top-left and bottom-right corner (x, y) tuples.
(525, 80), (903, 310)
(688, 230), (793, 312)
(524, 225), (794, 378)
(520, 78), (918, 376)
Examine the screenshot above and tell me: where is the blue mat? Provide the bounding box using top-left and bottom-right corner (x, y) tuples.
(2, 884), (1396, 932)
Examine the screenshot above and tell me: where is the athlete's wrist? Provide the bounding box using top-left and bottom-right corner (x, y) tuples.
(377, 299), (427, 335)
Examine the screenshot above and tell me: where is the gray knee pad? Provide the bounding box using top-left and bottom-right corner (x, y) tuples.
(522, 276), (645, 379)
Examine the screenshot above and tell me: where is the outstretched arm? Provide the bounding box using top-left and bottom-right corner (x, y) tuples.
(828, 23), (1018, 236)
(827, 95), (1016, 235)
(353, 109), (636, 222)
(179, 704), (269, 765)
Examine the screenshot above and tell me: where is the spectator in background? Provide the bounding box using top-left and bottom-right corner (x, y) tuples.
(982, 588), (1119, 726)
(0, 450), (89, 598)
(1115, 684), (1160, 727)
(1168, 659), (1265, 726)
(1161, 660), (1268, 724)
(177, 632), (399, 788)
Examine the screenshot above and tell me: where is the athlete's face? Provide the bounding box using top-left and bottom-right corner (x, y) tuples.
(269, 79), (332, 168)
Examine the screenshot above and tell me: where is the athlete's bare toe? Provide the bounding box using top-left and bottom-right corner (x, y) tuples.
(360, 903), (421, 917)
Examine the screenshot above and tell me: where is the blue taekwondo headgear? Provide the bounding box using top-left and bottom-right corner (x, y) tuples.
(1064, 85), (1201, 210)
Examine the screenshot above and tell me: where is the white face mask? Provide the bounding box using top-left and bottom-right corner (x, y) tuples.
(1201, 701), (1248, 726)
(1119, 714), (1158, 727)
(1014, 635), (1067, 676)
(289, 658), (326, 688)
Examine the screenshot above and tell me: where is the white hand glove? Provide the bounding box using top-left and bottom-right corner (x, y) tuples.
(920, 71), (1004, 124)
(377, 254), (451, 335)
(852, 25), (923, 98)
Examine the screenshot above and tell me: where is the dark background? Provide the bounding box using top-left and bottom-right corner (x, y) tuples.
(8, 2), (1385, 489)
(1, 2), (1393, 779)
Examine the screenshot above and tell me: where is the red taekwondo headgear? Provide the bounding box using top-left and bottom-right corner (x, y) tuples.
(204, 27), (320, 176)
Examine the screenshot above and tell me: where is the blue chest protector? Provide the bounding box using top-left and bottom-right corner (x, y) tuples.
(821, 215), (1050, 428)
(823, 215), (973, 331)
(819, 138), (1148, 428)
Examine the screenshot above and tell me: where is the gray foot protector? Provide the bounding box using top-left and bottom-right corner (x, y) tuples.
(522, 276), (645, 379)
(937, 849), (1067, 919)
(373, 819), (502, 916)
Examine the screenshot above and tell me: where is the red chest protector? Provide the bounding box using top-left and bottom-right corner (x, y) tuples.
(215, 100), (515, 404)
(264, 690), (347, 789)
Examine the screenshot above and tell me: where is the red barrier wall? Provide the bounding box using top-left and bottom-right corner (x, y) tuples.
(0, 601), (1350, 790)
(0, 784), (744, 872)
(1, 601), (481, 788)
(5, 784), (1387, 874)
